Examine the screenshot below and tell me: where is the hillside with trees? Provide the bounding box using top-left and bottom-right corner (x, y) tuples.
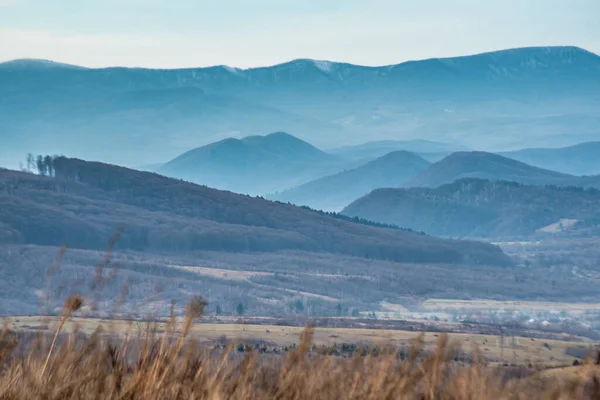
(342, 179), (600, 240)
(0, 157), (510, 265)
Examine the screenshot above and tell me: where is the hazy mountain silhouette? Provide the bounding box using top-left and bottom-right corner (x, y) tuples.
(500, 141), (600, 176)
(270, 151), (431, 211)
(1, 46), (599, 168)
(159, 132), (349, 195)
(0, 159), (510, 266)
(405, 151), (600, 189)
(343, 179), (600, 240)
(328, 140), (468, 163)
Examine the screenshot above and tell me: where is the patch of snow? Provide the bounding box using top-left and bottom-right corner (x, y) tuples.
(537, 218), (579, 233)
(221, 65), (246, 77)
(0, 58), (86, 70)
(312, 60), (333, 73)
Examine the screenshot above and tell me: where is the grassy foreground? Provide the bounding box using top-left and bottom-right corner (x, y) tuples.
(1, 297), (600, 399)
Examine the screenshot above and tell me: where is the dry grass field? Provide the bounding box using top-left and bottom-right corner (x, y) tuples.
(2, 315), (591, 366)
(2, 297), (600, 399)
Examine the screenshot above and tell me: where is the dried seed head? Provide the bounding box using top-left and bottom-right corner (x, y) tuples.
(186, 296), (208, 320)
(64, 295), (84, 314)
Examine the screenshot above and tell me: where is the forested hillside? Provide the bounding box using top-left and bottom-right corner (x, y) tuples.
(343, 179), (600, 239)
(0, 158), (510, 265)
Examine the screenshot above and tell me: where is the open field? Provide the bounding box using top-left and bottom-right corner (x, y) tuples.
(3, 316), (594, 365)
(421, 299), (600, 315)
(5, 243), (600, 319)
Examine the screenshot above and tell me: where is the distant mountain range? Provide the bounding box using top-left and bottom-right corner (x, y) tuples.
(158, 132), (352, 194)
(1, 46), (599, 168)
(342, 179), (600, 240)
(143, 135), (600, 197)
(125, 134), (600, 198)
(0, 158), (510, 266)
(405, 151), (600, 189)
(499, 141), (600, 176)
(270, 151), (431, 211)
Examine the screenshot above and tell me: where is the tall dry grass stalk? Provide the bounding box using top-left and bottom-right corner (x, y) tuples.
(2, 297), (600, 399)
(39, 295), (84, 378)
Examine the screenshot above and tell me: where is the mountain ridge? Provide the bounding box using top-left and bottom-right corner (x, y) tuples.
(158, 132), (346, 195)
(342, 178), (600, 240)
(406, 151), (600, 189)
(329, 140), (469, 163)
(499, 141), (600, 176)
(270, 151), (431, 211)
(2, 46), (597, 72)
(2, 45), (599, 168)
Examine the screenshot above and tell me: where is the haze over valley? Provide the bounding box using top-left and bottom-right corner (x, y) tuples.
(2, 43), (600, 371)
(5, 1), (600, 396)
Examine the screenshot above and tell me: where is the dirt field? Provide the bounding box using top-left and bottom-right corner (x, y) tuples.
(3, 316), (593, 366)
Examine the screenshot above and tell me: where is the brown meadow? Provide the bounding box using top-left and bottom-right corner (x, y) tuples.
(2, 296), (600, 400)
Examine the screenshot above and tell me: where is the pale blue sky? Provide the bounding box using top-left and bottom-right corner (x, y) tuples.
(0, 0), (598, 68)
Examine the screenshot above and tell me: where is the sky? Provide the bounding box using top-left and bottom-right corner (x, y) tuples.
(0, 0), (599, 69)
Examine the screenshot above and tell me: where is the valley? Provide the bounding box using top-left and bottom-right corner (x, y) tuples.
(3, 236), (600, 324)
(2, 4), (600, 397)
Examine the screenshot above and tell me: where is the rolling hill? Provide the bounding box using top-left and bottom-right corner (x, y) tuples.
(500, 141), (600, 176)
(270, 151), (431, 211)
(405, 151), (600, 189)
(158, 132), (351, 195)
(1, 46), (599, 168)
(342, 179), (600, 240)
(0, 157), (510, 266)
(327, 140), (468, 163)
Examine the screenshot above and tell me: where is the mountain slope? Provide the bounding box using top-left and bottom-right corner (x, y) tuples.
(0, 158), (510, 266)
(0, 59), (86, 70)
(158, 132), (348, 195)
(1, 46), (599, 168)
(242, 132), (331, 162)
(406, 151), (600, 188)
(328, 140), (468, 163)
(500, 141), (600, 176)
(342, 179), (600, 240)
(270, 151), (431, 211)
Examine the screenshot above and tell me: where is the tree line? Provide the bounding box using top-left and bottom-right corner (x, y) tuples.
(22, 154), (81, 182)
(23, 154), (55, 177)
